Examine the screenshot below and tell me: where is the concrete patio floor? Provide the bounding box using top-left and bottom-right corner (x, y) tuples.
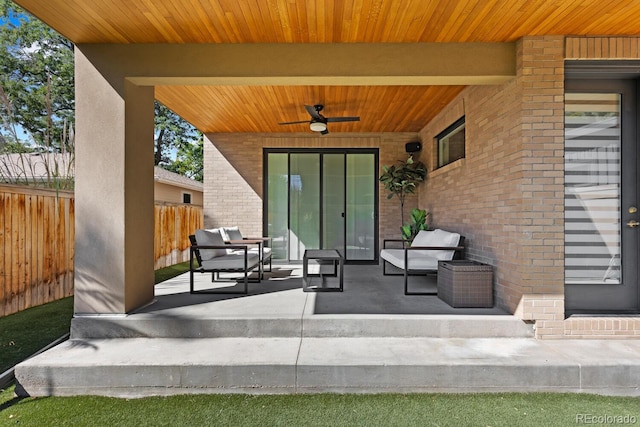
(14, 263), (640, 397)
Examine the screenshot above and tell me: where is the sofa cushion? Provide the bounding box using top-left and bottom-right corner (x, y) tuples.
(222, 226), (243, 242)
(411, 229), (461, 261)
(380, 249), (439, 270)
(194, 229), (227, 260)
(259, 247), (272, 259)
(200, 252), (261, 270)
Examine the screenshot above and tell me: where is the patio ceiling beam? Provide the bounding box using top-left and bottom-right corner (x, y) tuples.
(77, 42), (516, 92)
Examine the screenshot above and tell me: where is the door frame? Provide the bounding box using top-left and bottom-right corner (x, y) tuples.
(263, 148), (379, 264)
(564, 67), (640, 314)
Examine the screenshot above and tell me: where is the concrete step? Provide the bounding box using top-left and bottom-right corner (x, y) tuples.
(15, 337), (640, 397)
(70, 314), (534, 339)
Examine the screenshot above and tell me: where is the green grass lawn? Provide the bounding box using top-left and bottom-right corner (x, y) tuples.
(0, 297), (74, 374)
(1, 389), (639, 426)
(154, 261), (191, 283)
(1, 261), (639, 426)
(0, 262), (191, 374)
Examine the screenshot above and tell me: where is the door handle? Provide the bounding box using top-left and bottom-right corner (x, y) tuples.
(627, 220), (640, 228)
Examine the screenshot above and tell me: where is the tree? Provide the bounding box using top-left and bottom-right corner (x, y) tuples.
(379, 155), (427, 228)
(0, 2), (74, 190)
(0, 0), (74, 151)
(154, 101), (203, 181)
(0, 3), (203, 180)
(154, 102), (198, 164)
(165, 134), (203, 182)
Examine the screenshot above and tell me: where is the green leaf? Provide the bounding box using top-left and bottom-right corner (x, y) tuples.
(400, 224), (411, 241)
(379, 155), (427, 234)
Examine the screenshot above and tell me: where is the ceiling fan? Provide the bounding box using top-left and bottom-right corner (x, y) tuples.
(278, 104), (360, 135)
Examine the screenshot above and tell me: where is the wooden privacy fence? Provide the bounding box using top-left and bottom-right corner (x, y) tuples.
(1, 184), (74, 317)
(154, 202), (203, 270)
(1, 184), (203, 317)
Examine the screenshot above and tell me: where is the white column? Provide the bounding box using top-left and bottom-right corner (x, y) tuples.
(73, 47), (155, 314)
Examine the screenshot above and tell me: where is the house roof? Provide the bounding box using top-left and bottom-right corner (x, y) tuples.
(154, 167), (203, 192)
(14, 1), (640, 134)
(0, 153), (201, 192)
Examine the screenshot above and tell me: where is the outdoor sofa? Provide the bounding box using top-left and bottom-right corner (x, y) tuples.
(219, 226), (273, 276)
(189, 228), (261, 294)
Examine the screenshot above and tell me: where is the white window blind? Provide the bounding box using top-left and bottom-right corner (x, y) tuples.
(564, 93), (621, 284)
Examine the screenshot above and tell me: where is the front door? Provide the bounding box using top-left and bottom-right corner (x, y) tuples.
(564, 79), (640, 313)
(265, 149), (378, 263)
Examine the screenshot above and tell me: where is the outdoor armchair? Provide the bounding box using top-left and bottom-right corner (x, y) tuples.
(380, 229), (465, 295)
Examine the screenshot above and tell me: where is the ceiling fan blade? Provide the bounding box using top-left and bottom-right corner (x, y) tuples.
(280, 105), (356, 133)
(278, 120), (310, 125)
(305, 104), (323, 120)
(326, 116), (360, 123)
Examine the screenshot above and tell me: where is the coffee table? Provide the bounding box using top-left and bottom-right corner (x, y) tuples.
(302, 249), (344, 292)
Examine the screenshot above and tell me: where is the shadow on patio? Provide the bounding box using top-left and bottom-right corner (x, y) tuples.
(145, 263), (509, 316)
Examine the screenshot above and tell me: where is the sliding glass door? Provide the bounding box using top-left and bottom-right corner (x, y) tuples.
(346, 153), (376, 259)
(322, 154), (345, 255)
(289, 153), (320, 260)
(265, 149), (378, 263)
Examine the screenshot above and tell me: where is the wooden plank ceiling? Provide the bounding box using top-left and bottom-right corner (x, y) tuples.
(15, 0), (640, 134)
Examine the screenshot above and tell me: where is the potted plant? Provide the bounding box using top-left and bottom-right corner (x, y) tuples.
(401, 208), (431, 242)
(379, 155), (427, 227)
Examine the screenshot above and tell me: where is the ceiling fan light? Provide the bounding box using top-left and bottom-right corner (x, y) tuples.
(310, 121), (327, 132)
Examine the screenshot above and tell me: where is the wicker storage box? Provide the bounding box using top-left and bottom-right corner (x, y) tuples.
(437, 260), (493, 308)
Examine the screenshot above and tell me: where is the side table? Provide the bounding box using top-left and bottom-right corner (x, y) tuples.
(437, 260), (493, 307)
(303, 249), (344, 292)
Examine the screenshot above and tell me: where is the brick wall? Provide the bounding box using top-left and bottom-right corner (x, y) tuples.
(203, 132), (419, 244)
(564, 317), (640, 338)
(418, 36), (566, 337)
(419, 81), (527, 312)
(566, 36), (640, 59)
(203, 134), (263, 236)
(517, 36), (566, 337)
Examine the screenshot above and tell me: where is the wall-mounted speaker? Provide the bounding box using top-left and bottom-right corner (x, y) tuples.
(405, 141), (422, 153)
